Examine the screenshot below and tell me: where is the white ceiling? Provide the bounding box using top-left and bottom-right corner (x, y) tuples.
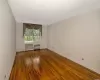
(8, 0), (100, 25)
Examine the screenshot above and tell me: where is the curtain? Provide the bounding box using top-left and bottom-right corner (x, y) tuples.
(23, 23), (42, 36)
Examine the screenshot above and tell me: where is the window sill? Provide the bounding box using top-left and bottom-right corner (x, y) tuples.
(24, 41), (34, 44)
(24, 41), (40, 44)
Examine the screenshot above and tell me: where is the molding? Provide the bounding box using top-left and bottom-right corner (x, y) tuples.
(47, 49), (100, 76)
(16, 48), (48, 54)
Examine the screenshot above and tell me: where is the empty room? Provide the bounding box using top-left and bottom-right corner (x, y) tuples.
(0, 0), (100, 80)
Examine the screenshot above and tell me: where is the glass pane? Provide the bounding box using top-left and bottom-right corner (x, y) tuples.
(24, 28), (41, 42)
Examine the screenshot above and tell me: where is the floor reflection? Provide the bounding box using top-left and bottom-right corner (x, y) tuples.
(25, 56), (41, 73)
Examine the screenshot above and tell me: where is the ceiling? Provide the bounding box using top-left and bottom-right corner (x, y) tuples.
(8, 0), (100, 25)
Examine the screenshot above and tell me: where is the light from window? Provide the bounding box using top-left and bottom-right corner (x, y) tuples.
(24, 28), (41, 43)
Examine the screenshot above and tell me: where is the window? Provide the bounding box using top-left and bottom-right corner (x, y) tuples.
(24, 28), (41, 43)
(23, 23), (42, 43)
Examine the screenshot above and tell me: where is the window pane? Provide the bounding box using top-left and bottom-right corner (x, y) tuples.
(24, 28), (41, 42)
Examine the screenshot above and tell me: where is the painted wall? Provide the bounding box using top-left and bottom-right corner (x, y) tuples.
(0, 0), (16, 80)
(47, 9), (100, 74)
(16, 22), (47, 52)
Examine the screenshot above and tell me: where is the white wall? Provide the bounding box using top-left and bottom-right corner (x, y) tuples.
(16, 22), (47, 52)
(48, 9), (100, 74)
(0, 0), (16, 80)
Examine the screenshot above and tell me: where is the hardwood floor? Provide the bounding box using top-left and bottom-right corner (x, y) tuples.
(10, 49), (100, 80)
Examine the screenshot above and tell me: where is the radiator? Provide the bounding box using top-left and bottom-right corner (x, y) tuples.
(34, 44), (40, 50)
(25, 44), (40, 51)
(25, 44), (33, 51)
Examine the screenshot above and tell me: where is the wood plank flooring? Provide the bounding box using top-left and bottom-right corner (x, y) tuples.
(10, 49), (100, 80)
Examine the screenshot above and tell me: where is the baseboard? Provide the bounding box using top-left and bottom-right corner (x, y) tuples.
(47, 48), (100, 76)
(16, 48), (47, 54)
(9, 54), (16, 80)
(10, 48), (100, 79)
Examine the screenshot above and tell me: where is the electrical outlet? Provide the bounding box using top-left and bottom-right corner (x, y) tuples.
(4, 75), (6, 80)
(82, 58), (84, 60)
